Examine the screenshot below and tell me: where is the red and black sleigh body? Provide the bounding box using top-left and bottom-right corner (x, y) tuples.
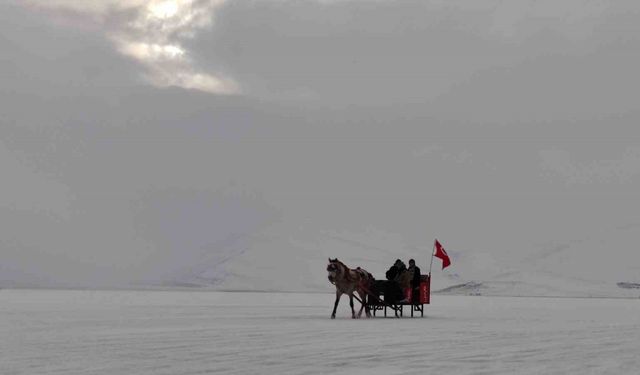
(365, 274), (430, 318)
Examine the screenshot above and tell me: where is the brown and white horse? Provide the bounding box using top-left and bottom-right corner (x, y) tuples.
(326, 258), (374, 319)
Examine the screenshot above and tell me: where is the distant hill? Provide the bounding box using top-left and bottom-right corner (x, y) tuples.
(160, 221), (640, 298)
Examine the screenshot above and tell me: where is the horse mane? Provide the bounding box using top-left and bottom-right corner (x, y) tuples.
(330, 258), (354, 281)
(338, 260), (354, 281)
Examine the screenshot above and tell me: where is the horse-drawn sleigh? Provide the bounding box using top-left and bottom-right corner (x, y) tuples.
(326, 258), (431, 318)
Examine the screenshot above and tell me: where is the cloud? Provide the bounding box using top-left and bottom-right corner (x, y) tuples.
(2, 0), (640, 288)
(183, 0), (640, 123)
(12, 0), (640, 106)
(17, 0), (238, 94)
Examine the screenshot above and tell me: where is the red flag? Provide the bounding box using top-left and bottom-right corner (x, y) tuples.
(434, 239), (451, 269)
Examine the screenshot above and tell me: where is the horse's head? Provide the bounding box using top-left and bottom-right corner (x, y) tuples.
(327, 258), (340, 284)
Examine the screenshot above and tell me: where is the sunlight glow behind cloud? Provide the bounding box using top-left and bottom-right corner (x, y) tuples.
(20, 0), (237, 94)
(117, 0), (239, 93)
(148, 0), (180, 19)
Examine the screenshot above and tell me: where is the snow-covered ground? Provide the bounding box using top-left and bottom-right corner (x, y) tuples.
(2, 289), (639, 374)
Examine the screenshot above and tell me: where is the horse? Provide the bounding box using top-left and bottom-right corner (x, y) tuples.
(326, 258), (374, 319)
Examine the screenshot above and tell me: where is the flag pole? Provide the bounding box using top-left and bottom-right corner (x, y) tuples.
(428, 239), (435, 277)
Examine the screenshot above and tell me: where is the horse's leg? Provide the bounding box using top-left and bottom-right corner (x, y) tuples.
(363, 293), (370, 318)
(361, 290), (371, 318)
(349, 294), (356, 319)
(356, 290), (367, 318)
(331, 291), (341, 319)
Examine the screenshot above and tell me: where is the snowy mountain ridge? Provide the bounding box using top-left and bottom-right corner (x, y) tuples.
(158, 220), (640, 298)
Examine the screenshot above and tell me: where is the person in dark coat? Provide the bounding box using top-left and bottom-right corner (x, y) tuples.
(385, 259), (400, 281)
(407, 259), (421, 304)
(384, 259), (406, 303)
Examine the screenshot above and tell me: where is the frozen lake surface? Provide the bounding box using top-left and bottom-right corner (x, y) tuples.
(2, 289), (639, 374)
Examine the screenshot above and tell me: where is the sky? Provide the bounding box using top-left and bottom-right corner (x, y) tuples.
(1, 0), (639, 288)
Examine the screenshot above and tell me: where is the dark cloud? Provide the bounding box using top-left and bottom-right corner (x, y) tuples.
(190, 0), (640, 123)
